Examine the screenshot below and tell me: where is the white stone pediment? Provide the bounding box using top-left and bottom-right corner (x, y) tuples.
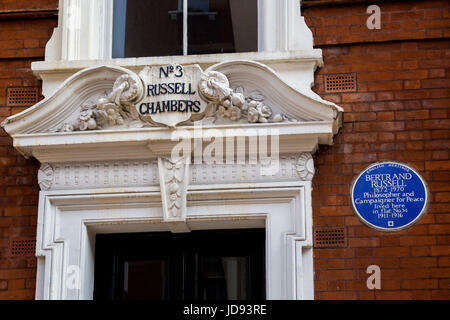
(208, 60), (342, 126)
(2, 65), (139, 135)
(1, 60), (342, 162)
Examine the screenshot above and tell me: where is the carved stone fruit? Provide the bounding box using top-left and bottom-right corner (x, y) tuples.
(87, 118), (97, 130)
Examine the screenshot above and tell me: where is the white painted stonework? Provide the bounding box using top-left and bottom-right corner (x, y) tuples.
(1, 0), (343, 300)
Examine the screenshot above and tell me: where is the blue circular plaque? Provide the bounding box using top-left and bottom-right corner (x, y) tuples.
(351, 161), (428, 232)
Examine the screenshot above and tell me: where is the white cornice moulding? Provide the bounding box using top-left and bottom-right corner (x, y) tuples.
(11, 123), (330, 163)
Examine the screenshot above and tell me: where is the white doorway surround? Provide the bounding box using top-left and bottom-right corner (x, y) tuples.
(1, 1), (342, 300)
(2, 60), (342, 300)
(36, 175), (313, 299)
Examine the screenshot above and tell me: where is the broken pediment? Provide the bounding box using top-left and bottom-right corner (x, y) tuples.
(1, 60), (343, 163)
(208, 60), (342, 126)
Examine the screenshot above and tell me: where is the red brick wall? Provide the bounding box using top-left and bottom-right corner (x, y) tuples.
(304, 0), (450, 299)
(0, 0), (58, 299)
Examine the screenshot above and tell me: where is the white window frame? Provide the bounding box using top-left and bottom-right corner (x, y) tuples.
(112, 0), (191, 57)
(47, 0), (313, 61)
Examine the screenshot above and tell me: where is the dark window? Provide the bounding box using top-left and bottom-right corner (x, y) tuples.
(94, 229), (265, 300)
(112, 0), (258, 58)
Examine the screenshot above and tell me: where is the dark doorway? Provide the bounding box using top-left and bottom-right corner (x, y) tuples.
(93, 229), (265, 300)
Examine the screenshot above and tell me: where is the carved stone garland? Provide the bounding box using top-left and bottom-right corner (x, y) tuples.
(198, 71), (297, 125)
(54, 73), (144, 132)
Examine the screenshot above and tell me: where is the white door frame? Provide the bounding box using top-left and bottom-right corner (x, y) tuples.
(36, 181), (314, 300)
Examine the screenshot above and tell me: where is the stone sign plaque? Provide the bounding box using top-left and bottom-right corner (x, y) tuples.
(351, 161), (428, 232)
(138, 64), (207, 127)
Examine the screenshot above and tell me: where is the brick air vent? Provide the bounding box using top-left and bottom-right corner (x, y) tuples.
(314, 227), (347, 248)
(9, 238), (36, 257)
(324, 73), (357, 93)
(6, 87), (39, 107)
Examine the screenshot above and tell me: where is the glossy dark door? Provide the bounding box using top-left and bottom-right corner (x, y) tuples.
(94, 229), (265, 300)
